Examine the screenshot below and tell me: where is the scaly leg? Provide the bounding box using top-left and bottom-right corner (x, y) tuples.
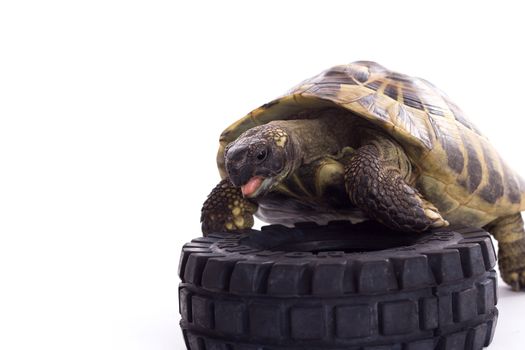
(485, 213), (525, 291)
(201, 179), (258, 236)
(344, 137), (448, 232)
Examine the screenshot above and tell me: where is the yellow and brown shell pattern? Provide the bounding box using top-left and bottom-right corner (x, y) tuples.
(218, 61), (525, 226)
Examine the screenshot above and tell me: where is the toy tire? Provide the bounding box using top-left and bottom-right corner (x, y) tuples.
(178, 221), (498, 350)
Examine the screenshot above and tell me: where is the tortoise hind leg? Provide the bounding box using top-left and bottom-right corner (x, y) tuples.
(485, 213), (525, 291)
(344, 138), (449, 232)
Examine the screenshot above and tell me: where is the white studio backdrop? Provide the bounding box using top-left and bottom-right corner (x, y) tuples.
(0, 1), (524, 349)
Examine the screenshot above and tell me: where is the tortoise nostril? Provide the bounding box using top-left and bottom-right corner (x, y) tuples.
(226, 144), (249, 162)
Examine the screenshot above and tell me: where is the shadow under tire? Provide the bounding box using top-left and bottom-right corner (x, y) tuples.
(178, 221), (499, 350)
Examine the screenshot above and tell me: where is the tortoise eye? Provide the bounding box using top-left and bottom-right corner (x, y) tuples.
(256, 149), (267, 162)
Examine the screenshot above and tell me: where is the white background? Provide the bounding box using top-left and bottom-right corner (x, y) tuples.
(1, 1), (524, 349)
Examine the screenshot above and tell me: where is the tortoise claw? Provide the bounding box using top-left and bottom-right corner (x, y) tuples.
(422, 200), (449, 229)
(510, 273), (520, 291)
(504, 270), (525, 291)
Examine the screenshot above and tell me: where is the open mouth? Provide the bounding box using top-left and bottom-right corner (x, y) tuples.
(241, 176), (271, 198)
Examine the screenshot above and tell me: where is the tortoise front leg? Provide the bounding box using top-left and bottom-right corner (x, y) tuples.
(485, 213), (525, 291)
(201, 179), (258, 236)
(344, 138), (448, 232)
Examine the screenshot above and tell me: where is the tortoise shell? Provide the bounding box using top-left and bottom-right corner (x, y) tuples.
(217, 61), (525, 225)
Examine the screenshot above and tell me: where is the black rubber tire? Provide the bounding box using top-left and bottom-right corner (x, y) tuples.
(178, 221), (498, 350)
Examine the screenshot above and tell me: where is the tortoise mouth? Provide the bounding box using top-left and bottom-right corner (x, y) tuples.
(241, 177), (273, 198)
(241, 176), (264, 197)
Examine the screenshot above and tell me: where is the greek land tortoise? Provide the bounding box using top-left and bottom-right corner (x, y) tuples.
(200, 61), (525, 289)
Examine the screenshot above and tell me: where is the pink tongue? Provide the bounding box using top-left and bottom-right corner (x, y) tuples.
(241, 177), (263, 197)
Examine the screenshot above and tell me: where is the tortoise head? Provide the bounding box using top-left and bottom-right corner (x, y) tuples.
(225, 124), (298, 198)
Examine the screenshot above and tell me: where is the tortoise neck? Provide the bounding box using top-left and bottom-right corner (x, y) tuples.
(270, 111), (359, 165)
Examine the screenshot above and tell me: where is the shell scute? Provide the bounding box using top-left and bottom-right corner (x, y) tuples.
(218, 61), (525, 213)
(383, 83), (399, 101)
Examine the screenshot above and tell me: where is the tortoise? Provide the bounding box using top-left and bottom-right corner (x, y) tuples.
(200, 61), (525, 290)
